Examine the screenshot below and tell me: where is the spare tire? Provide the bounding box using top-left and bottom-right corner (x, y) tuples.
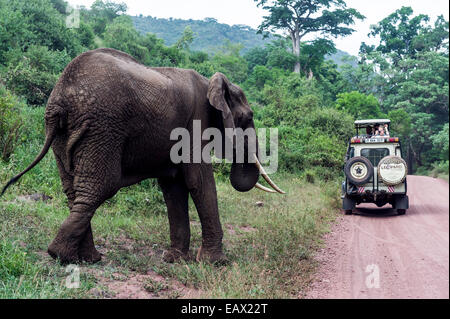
(345, 156), (374, 186)
(378, 156), (407, 186)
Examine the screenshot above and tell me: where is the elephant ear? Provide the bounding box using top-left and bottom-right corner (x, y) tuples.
(207, 72), (235, 130)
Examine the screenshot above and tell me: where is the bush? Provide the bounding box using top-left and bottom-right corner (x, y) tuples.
(4, 45), (70, 105)
(335, 91), (383, 119)
(302, 168), (316, 184)
(430, 161), (449, 180)
(306, 108), (354, 141)
(212, 158), (231, 181)
(252, 74), (351, 174)
(0, 86), (24, 161)
(431, 123), (449, 161)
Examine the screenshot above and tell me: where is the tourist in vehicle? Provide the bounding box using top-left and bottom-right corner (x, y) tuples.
(371, 126), (377, 137)
(374, 125), (381, 136)
(378, 125), (386, 136)
(384, 123), (390, 136)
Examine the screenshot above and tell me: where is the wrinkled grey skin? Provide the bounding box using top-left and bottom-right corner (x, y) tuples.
(2, 48), (260, 265)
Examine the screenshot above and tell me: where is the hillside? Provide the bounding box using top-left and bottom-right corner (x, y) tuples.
(132, 15), (272, 54)
(132, 15), (357, 67)
(326, 49), (358, 69)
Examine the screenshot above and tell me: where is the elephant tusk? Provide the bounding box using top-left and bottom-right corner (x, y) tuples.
(253, 154), (286, 194)
(254, 182), (277, 193)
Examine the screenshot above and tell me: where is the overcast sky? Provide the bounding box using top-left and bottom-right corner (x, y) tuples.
(67, 0), (449, 55)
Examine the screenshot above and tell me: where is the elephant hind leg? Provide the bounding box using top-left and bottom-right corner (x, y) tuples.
(54, 153), (76, 209)
(51, 162), (102, 263)
(48, 201), (101, 264)
(78, 224), (101, 263)
(49, 143), (122, 264)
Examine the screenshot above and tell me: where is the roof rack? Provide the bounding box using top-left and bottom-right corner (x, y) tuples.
(354, 119), (390, 128)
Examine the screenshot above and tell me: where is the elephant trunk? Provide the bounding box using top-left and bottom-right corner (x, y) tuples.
(230, 162), (260, 192)
(228, 137), (285, 194)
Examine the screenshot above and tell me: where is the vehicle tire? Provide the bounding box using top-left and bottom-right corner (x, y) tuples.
(397, 209), (406, 215)
(344, 209), (353, 215)
(344, 156), (374, 186)
(378, 156), (408, 186)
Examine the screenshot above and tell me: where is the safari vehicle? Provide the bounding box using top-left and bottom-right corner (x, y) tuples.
(342, 119), (409, 215)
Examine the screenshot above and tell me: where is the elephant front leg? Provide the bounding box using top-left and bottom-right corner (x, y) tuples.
(183, 164), (228, 265)
(158, 175), (191, 263)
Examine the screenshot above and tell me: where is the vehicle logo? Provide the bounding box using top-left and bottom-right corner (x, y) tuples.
(351, 162), (367, 179)
(378, 156), (407, 186)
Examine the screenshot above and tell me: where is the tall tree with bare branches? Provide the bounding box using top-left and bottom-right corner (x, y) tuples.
(254, 0), (364, 73)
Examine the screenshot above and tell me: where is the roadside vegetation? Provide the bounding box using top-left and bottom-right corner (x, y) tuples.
(0, 105), (340, 298)
(0, 0), (448, 298)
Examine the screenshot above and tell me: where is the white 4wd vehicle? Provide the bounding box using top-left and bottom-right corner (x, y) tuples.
(342, 119), (409, 215)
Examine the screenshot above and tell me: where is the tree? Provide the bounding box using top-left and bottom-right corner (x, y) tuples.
(360, 7), (448, 67)
(431, 123), (449, 161)
(0, 0), (84, 58)
(211, 42), (248, 83)
(335, 91), (382, 119)
(266, 38), (297, 71)
(89, 0), (127, 34)
(244, 46), (269, 72)
(298, 38), (336, 76)
(4, 45), (71, 105)
(103, 16), (149, 63)
(254, 0), (364, 73)
(357, 8), (449, 170)
(50, 0), (67, 14)
(175, 26), (195, 51)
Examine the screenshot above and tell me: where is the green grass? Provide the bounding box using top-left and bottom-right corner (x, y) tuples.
(415, 161), (449, 182)
(0, 106), (341, 299)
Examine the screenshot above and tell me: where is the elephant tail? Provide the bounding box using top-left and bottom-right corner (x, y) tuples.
(0, 105), (64, 197)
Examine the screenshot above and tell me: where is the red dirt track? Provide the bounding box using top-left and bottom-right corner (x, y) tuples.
(306, 175), (449, 299)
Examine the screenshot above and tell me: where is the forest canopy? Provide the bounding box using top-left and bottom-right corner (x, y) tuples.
(0, 0), (448, 176)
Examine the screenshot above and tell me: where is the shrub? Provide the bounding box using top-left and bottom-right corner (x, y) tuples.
(0, 86), (24, 161)
(302, 168), (316, 183)
(253, 74), (352, 175)
(431, 123), (449, 161)
(4, 45), (70, 106)
(306, 108), (354, 141)
(335, 91), (383, 119)
(430, 160), (449, 180)
(212, 158), (231, 181)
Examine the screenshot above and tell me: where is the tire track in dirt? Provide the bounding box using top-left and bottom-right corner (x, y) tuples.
(305, 175), (449, 299)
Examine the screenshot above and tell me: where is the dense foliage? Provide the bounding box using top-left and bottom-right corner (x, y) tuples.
(0, 0), (448, 176)
(356, 7), (449, 171)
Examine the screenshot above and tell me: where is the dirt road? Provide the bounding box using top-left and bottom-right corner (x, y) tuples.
(306, 175), (449, 299)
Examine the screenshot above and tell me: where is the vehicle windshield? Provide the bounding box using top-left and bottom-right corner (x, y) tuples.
(361, 148), (390, 166)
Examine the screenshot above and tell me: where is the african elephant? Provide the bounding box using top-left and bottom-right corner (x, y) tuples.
(1, 48), (284, 265)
